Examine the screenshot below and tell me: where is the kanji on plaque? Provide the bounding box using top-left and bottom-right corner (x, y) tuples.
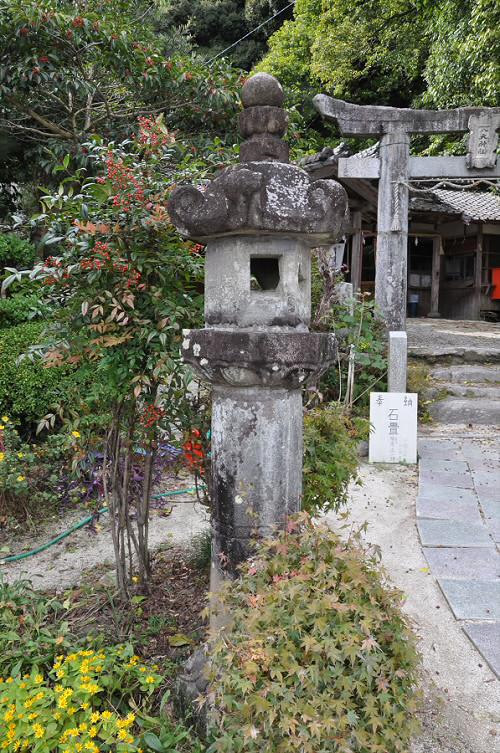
(369, 392), (418, 464)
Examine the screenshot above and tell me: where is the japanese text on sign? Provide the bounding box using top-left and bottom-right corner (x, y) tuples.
(369, 392), (418, 464)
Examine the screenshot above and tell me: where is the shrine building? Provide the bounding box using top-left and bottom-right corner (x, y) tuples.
(304, 143), (500, 322)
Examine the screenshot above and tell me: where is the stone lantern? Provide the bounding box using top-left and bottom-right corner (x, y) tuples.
(169, 73), (348, 600)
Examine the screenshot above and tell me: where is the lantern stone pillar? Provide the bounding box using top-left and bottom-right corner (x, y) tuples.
(169, 73), (348, 602)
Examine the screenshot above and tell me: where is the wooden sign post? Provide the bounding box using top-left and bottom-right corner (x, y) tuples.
(313, 97), (500, 332)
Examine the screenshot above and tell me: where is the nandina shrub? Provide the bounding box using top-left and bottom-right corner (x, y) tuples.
(303, 402), (367, 516)
(208, 515), (421, 753)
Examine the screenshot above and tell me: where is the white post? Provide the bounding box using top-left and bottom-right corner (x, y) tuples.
(388, 330), (407, 392)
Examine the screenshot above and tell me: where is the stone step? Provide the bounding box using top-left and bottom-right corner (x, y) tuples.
(429, 397), (500, 425)
(438, 383), (500, 399)
(408, 347), (500, 364)
(429, 364), (500, 384)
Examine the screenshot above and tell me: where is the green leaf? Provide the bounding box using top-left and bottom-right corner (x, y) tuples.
(143, 732), (164, 753)
(168, 633), (193, 647)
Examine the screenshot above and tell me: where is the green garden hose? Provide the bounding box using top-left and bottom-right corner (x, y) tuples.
(0, 487), (198, 565)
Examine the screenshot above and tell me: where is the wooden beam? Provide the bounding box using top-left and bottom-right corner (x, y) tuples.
(313, 95), (500, 136)
(475, 226), (483, 315)
(344, 178), (379, 207)
(350, 211), (363, 293)
(429, 236), (441, 318)
(339, 155), (500, 179)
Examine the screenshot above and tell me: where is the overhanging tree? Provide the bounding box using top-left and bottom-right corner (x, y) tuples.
(0, 0), (243, 186)
(256, 0), (499, 109)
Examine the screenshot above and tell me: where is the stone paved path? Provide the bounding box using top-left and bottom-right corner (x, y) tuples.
(409, 319), (500, 678)
(417, 431), (500, 678)
(407, 318), (500, 362)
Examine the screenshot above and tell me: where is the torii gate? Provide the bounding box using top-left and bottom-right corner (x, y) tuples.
(313, 96), (500, 331)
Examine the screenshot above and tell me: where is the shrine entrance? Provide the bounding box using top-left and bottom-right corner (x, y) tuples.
(313, 97), (500, 328)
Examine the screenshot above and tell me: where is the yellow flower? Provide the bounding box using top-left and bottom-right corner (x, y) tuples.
(17, 475), (25, 482)
(0, 452), (4, 463)
(17, 452), (24, 459)
(90, 712), (100, 723)
(71, 430), (81, 438)
(145, 675), (155, 684)
(101, 710), (112, 720)
(33, 724), (45, 739)
(1, 416), (9, 423)
(0, 425), (4, 431)
(34, 674), (43, 684)
(89, 726), (98, 739)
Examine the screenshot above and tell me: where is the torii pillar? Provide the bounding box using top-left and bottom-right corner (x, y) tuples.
(313, 96), (500, 331)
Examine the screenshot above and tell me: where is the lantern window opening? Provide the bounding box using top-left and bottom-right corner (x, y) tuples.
(250, 255), (282, 291)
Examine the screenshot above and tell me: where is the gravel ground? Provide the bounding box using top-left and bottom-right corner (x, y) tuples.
(1, 490), (209, 591)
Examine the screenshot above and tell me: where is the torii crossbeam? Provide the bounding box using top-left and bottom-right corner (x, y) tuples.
(314, 95), (500, 331)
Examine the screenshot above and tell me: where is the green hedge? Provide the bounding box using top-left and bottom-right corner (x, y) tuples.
(0, 322), (75, 432)
(0, 292), (46, 328)
(0, 232), (36, 270)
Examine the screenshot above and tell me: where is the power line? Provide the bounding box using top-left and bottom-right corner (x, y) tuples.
(205, 1), (296, 65)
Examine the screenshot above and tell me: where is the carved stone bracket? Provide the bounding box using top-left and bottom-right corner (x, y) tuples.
(181, 328), (337, 388)
(169, 162), (348, 244)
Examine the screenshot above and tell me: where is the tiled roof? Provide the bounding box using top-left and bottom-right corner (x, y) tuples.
(409, 192), (462, 216)
(303, 144), (500, 222)
(429, 189), (500, 222)
(410, 189), (500, 222)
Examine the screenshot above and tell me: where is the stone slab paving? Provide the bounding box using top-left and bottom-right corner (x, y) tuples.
(463, 622), (500, 678)
(418, 518), (493, 547)
(423, 547), (500, 579)
(417, 433), (500, 678)
(438, 579), (500, 620)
